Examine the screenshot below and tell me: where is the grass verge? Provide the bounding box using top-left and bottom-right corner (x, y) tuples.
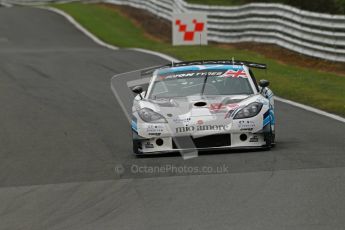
(52, 3), (345, 116)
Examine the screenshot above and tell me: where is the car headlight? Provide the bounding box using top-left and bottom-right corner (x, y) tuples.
(234, 102), (263, 119)
(138, 108), (167, 123)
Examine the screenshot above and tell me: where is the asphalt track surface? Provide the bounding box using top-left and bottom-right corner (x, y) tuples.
(0, 6), (345, 230)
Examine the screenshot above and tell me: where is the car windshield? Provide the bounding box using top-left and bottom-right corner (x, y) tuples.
(149, 66), (254, 99)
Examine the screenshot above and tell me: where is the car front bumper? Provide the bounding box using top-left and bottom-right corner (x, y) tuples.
(133, 132), (267, 154)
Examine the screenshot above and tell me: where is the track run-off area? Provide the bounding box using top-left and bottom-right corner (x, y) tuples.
(0, 6), (344, 230)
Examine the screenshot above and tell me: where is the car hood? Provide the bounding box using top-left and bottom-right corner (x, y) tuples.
(133, 94), (269, 137)
(136, 95), (256, 119)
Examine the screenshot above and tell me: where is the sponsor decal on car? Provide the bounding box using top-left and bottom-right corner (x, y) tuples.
(222, 69), (247, 78)
(144, 142), (154, 148)
(146, 124), (164, 133)
(159, 70), (225, 80)
(148, 133), (161, 136)
(175, 124), (231, 133)
(209, 103), (239, 113)
(209, 103), (224, 112)
(237, 120), (256, 131)
(249, 136), (259, 142)
(173, 117), (191, 124)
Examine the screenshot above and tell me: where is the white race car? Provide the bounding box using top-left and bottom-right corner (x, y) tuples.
(131, 60), (275, 155)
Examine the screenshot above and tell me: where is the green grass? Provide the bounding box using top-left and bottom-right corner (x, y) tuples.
(53, 3), (345, 116)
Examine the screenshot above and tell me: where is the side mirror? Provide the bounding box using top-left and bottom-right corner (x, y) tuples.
(259, 79), (270, 89)
(132, 86), (143, 99)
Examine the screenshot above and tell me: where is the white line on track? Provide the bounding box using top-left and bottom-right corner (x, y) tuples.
(130, 48), (180, 63)
(43, 7), (345, 124)
(274, 96), (345, 123)
(0, 1), (12, 7)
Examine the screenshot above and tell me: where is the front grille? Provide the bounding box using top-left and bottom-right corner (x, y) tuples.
(172, 134), (231, 149)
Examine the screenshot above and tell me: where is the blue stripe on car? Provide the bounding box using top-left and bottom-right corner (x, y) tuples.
(263, 116), (271, 127)
(263, 109), (275, 127)
(131, 120), (138, 133)
(269, 109), (275, 125)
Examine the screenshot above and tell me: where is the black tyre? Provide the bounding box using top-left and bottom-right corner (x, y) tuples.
(132, 132), (141, 156)
(264, 124), (275, 149)
(132, 139), (140, 155)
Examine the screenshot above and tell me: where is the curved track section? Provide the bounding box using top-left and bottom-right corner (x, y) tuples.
(0, 6), (345, 230)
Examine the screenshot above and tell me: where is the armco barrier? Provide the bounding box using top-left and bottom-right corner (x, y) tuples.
(106, 0), (345, 62)
(3, 0), (345, 62)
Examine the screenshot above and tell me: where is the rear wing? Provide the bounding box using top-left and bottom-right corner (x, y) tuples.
(140, 59), (267, 76)
(169, 60), (267, 69)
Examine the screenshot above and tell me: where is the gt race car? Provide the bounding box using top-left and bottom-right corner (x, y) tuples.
(130, 60), (275, 155)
